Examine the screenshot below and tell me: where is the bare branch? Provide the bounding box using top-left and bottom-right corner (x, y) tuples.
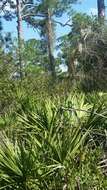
(53, 19), (72, 27)
(21, 3), (34, 12)
(22, 13), (46, 19)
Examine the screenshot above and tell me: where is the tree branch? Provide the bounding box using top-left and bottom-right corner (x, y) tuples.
(53, 19), (72, 27)
(22, 13), (46, 19)
(21, 4), (34, 12)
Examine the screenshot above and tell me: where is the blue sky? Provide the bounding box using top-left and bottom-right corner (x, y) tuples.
(1, 0), (104, 40)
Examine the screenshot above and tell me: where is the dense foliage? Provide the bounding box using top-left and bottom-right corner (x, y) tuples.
(0, 79), (107, 189)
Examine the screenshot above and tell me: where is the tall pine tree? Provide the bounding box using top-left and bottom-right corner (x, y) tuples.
(24, 0), (78, 79)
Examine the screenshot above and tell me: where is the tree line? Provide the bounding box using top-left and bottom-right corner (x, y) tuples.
(0, 0), (106, 89)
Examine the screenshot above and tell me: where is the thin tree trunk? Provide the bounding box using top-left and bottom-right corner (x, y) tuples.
(16, 0), (23, 79)
(97, 0), (105, 20)
(68, 49), (76, 79)
(47, 9), (56, 79)
(68, 56), (75, 79)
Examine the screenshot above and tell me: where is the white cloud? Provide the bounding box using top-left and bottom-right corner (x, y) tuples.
(89, 8), (97, 16)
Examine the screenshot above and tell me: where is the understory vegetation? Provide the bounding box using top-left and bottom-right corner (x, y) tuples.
(1, 0), (107, 189)
(0, 80), (107, 189)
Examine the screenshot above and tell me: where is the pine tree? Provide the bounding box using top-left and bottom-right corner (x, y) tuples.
(24, 0), (78, 79)
(97, 0), (105, 20)
(0, 0), (33, 78)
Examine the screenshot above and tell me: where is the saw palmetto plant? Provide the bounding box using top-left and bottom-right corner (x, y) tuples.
(0, 93), (107, 189)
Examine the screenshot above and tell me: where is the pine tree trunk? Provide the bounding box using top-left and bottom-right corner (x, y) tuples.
(16, 0), (23, 79)
(97, 0), (105, 20)
(47, 9), (56, 79)
(68, 56), (75, 79)
(68, 49), (76, 79)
